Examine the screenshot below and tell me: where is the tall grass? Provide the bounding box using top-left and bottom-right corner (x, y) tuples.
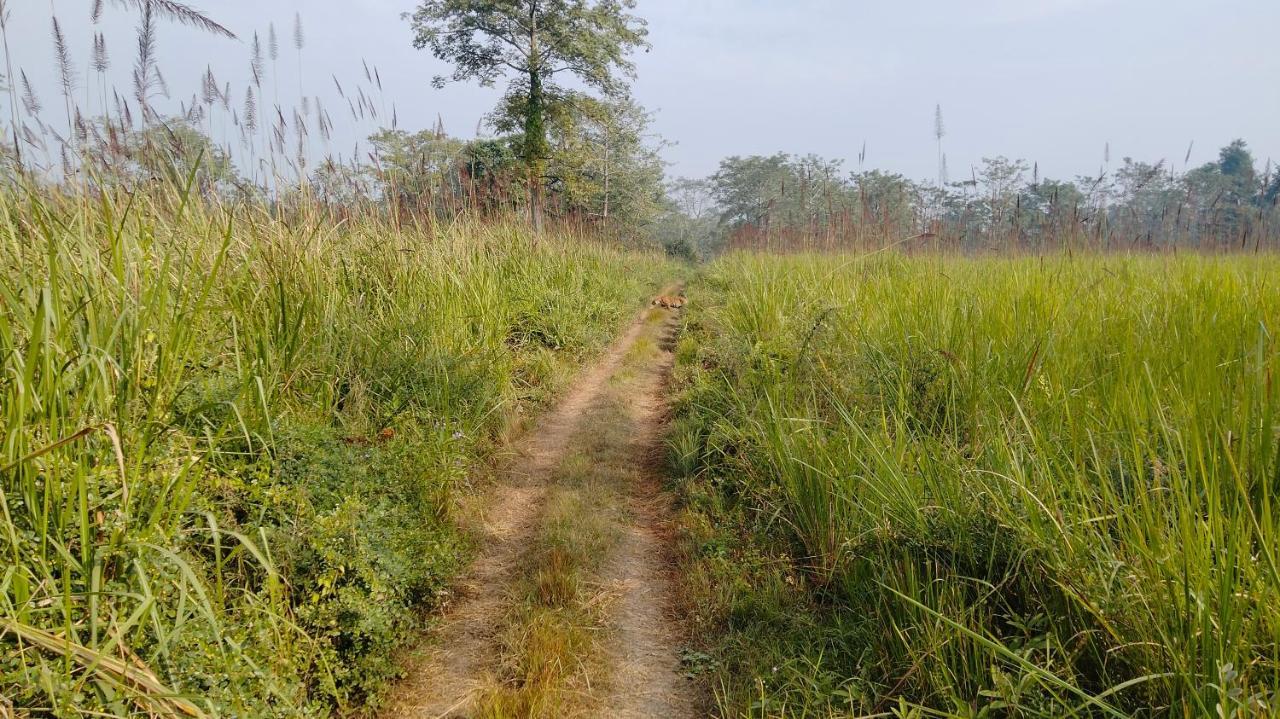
(0, 178), (669, 716)
(671, 252), (1280, 716)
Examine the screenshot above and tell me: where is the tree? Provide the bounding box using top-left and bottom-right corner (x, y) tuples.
(557, 93), (664, 229)
(88, 117), (246, 199)
(1017, 178), (1086, 247)
(487, 88), (663, 229)
(406, 0), (649, 232)
(710, 154), (793, 229)
(1185, 140), (1259, 243)
(850, 169), (918, 231)
(311, 157), (375, 209)
(1111, 158), (1179, 243)
(1218, 139), (1255, 180)
(977, 156), (1029, 233)
(651, 177), (717, 259)
(367, 127), (468, 213)
(1265, 165), (1280, 206)
(464, 136), (524, 211)
(667, 176), (715, 222)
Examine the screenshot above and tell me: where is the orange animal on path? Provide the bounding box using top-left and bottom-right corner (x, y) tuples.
(651, 295), (686, 309)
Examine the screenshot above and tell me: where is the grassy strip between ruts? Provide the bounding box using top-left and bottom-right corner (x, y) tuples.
(0, 181), (673, 717)
(668, 252), (1280, 718)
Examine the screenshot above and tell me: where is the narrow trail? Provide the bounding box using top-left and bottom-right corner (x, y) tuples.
(381, 291), (700, 718)
(597, 318), (695, 718)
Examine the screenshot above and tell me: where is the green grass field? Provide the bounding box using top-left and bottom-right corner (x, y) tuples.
(4, 2), (1277, 716)
(7, 182), (1280, 719)
(0, 185), (669, 716)
(670, 252), (1280, 717)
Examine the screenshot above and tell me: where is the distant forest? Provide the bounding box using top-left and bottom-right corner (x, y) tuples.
(663, 138), (1280, 256)
(1, 3), (1275, 257)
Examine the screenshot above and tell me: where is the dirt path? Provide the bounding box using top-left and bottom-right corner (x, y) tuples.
(597, 313), (696, 718)
(381, 295), (700, 718)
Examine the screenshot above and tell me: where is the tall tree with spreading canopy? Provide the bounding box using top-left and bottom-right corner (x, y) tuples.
(405, 0), (649, 232)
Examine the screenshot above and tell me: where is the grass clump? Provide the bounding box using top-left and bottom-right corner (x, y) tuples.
(473, 479), (620, 719)
(0, 181), (669, 716)
(670, 252), (1280, 717)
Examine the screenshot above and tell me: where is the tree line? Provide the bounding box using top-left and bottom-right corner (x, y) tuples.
(3, 0), (1275, 256)
(662, 140), (1280, 256)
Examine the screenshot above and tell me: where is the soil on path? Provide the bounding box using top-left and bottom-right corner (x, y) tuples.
(381, 295), (700, 718)
(596, 312), (697, 718)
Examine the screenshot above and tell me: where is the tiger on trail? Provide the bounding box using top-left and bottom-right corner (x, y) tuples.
(651, 295), (686, 309)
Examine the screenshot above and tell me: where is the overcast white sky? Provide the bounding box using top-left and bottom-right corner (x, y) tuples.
(7, 0), (1279, 182)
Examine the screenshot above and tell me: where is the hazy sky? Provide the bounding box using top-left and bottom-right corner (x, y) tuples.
(7, 0), (1278, 182)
